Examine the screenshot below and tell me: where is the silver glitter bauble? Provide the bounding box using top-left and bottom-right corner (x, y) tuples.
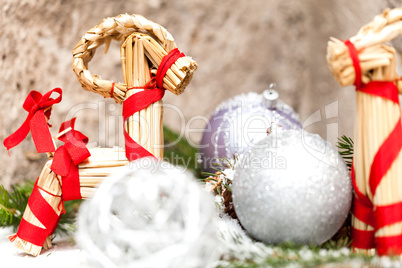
(200, 86), (302, 173)
(232, 129), (352, 245)
(76, 157), (220, 268)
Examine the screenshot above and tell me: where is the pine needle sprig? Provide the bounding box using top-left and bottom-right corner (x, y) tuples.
(201, 155), (238, 196)
(0, 185), (15, 226)
(337, 135), (354, 170)
(0, 181), (34, 231)
(0, 180), (81, 236)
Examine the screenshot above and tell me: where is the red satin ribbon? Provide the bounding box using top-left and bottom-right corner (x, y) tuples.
(10, 179), (61, 247)
(11, 218), (49, 247)
(51, 118), (90, 201)
(376, 234), (402, 255)
(351, 227), (375, 249)
(156, 48), (185, 90)
(345, 40), (402, 255)
(3, 88), (62, 153)
(123, 48), (184, 161)
(10, 118), (89, 248)
(123, 89), (165, 161)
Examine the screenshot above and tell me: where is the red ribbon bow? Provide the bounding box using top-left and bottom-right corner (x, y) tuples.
(51, 118), (90, 201)
(3, 88), (62, 153)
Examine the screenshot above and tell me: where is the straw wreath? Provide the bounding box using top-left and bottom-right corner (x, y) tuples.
(72, 13), (198, 103)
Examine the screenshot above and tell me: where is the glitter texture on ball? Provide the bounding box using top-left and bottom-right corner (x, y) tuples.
(200, 89), (302, 173)
(76, 157), (220, 268)
(232, 129), (352, 245)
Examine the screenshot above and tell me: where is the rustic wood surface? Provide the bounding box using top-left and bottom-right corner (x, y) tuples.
(0, 0), (398, 189)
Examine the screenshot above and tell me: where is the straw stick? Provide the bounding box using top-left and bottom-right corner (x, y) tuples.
(135, 38), (148, 151)
(138, 38), (154, 155)
(80, 187), (96, 199)
(120, 33), (166, 158)
(77, 147), (128, 189)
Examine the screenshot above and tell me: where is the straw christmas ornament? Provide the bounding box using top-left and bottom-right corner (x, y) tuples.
(3, 13), (197, 256)
(72, 13), (197, 102)
(8, 162), (62, 256)
(72, 14), (197, 159)
(327, 7), (402, 255)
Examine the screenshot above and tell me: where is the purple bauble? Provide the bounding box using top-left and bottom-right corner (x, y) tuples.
(200, 88), (302, 173)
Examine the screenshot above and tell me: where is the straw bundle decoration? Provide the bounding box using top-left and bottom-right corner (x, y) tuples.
(6, 115), (128, 256)
(8, 162), (62, 256)
(121, 33), (164, 158)
(78, 147), (129, 199)
(5, 14), (198, 256)
(72, 13), (198, 103)
(326, 7), (402, 255)
(72, 14), (198, 159)
(327, 7), (402, 92)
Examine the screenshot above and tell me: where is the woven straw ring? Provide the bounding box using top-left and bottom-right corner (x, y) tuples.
(72, 14), (198, 104)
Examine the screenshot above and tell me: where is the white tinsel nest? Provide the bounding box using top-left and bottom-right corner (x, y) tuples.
(76, 157), (220, 268)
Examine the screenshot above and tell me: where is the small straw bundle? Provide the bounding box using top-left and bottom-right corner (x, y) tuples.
(121, 33), (164, 158)
(10, 147), (128, 256)
(78, 147), (129, 198)
(327, 40), (395, 86)
(9, 162), (62, 256)
(327, 7), (402, 92)
(326, 7), (402, 255)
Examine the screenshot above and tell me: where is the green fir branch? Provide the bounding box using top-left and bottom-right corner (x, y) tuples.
(337, 135), (354, 170)
(0, 180), (81, 236)
(217, 239), (373, 268)
(0, 185), (15, 226)
(0, 181), (33, 231)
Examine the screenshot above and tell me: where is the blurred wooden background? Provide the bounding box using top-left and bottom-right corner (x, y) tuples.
(0, 0), (400, 187)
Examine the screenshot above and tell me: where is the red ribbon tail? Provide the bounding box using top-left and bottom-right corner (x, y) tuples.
(122, 89), (165, 161)
(3, 115), (32, 151)
(124, 131), (156, 161)
(51, 147), (71, 177)
(30, 110), (56, 153)
(4, 88), (63, 154)
(61, 163), (82, 201)
(8, 233), (17, 243)
(64, 141), (91, 165)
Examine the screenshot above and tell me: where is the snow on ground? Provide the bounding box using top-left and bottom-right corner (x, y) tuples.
(0, 228), (89, 268)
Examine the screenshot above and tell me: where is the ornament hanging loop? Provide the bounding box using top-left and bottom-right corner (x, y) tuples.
(262, 83), (279, 109)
